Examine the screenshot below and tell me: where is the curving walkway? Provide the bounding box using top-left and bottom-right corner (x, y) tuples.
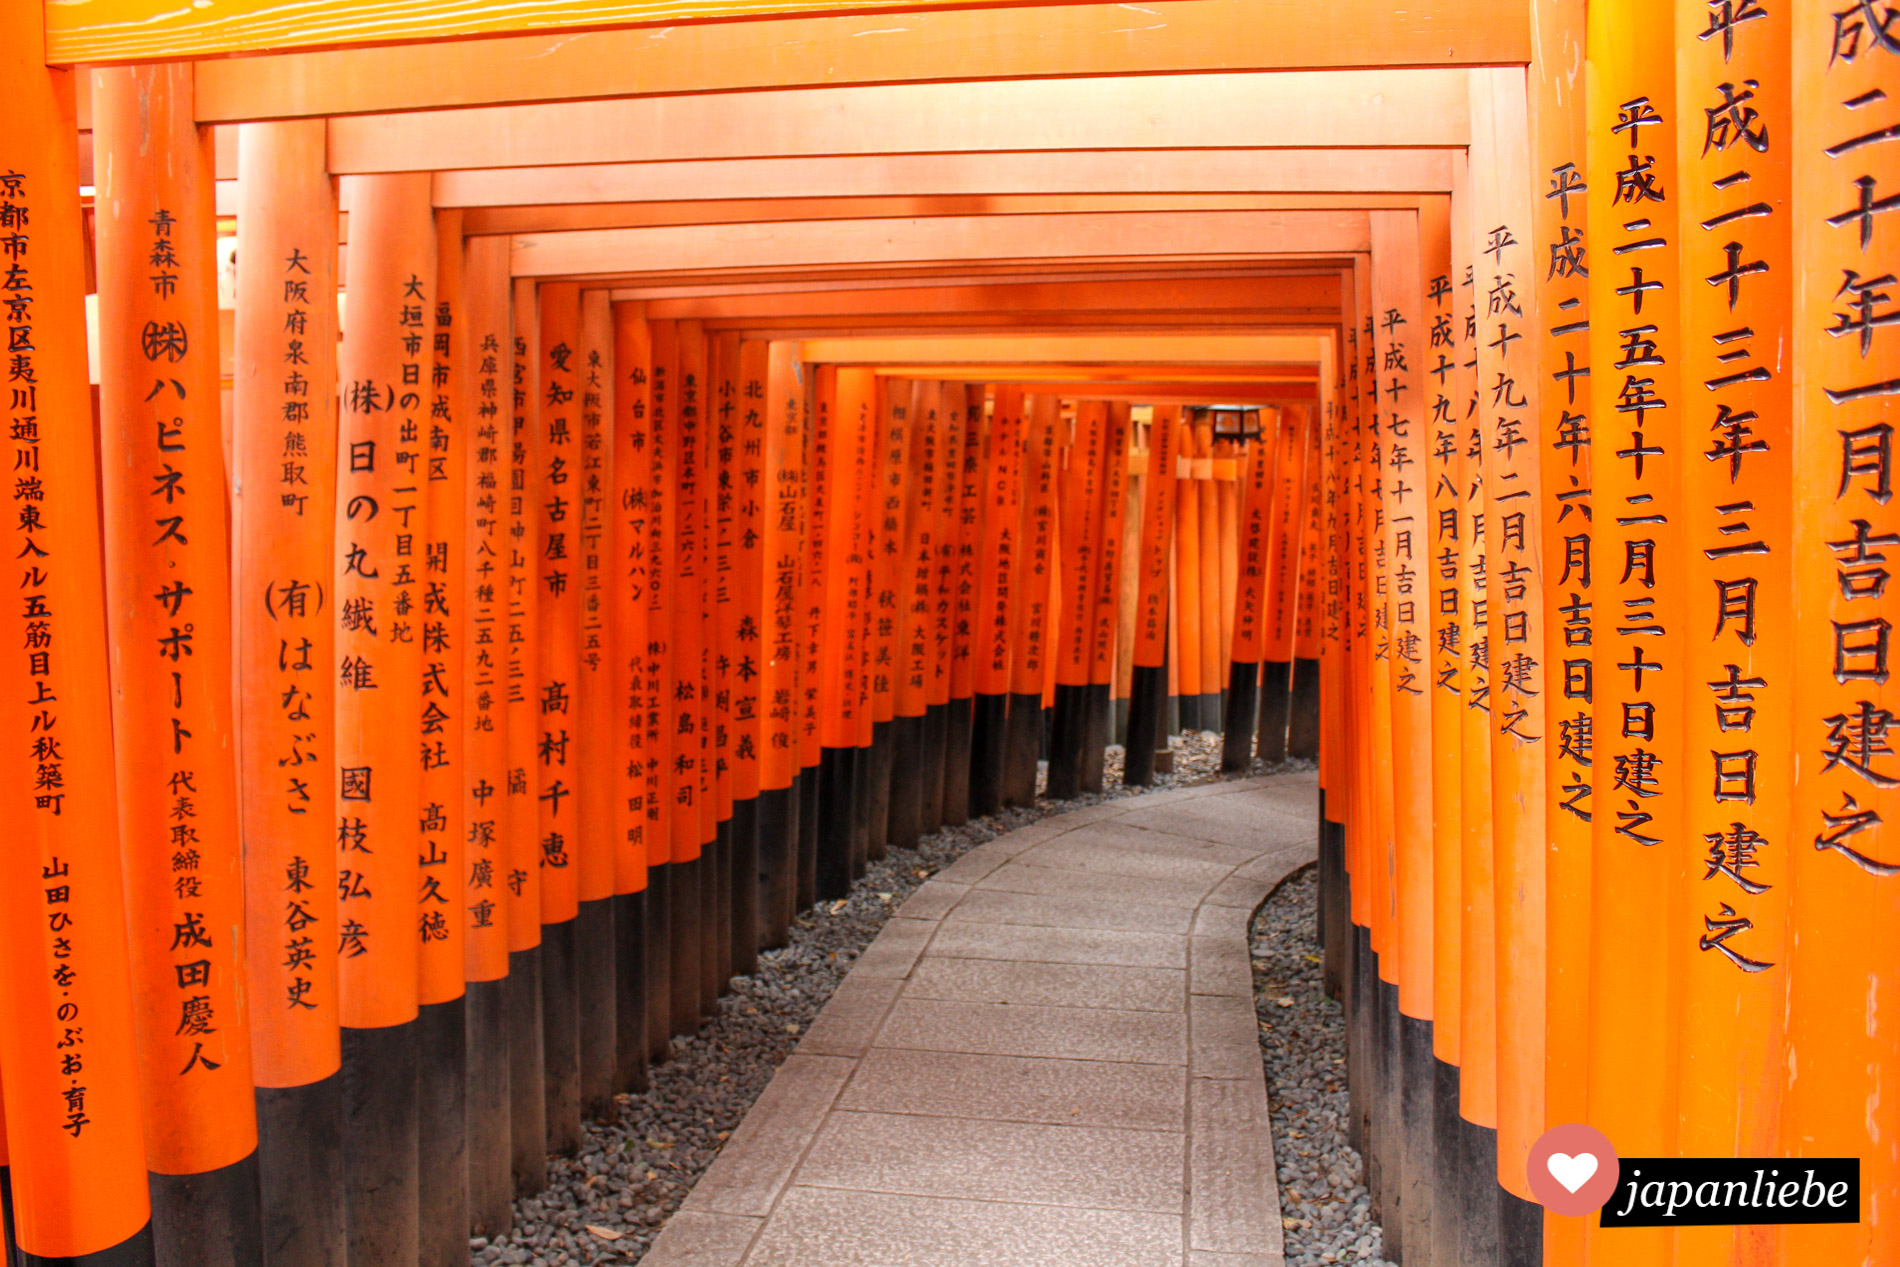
(641, 772), (1319, 1267)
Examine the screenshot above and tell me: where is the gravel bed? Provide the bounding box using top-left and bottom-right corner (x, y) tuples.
(473, 727), (1289, 1266)
(1251, 867), (1393, 1266)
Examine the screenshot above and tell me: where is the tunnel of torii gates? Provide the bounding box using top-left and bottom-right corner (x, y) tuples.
(0, 0), (1894, 1265)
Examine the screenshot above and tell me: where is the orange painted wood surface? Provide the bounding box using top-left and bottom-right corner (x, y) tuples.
(505, 277), (546, 947)
(536, 281), (584, 923)
(576, 289), (619, 898)
(761, 341), (807, 791)
(610, 302), (659, 885)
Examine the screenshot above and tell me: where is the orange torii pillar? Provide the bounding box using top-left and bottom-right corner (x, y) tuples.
(707, 334), (739, 989)
(231, 118), (346, 1267)
(0, 16), (156, 1265)
(1316, 328), (1350, 996)
(535, 281), (584, 1157)
(634, 312), (678, 1064)
(575, 290), (619, 1115)
(1223, 410), (1281, 773)
(417, 207), (470, 1267)
(726, 338), (769, 971)
(608, 300), (655, 1088)
(1288, 395), (1327, 761)
(1527, 7), (1591, 1267)
(792, 365), (826, 906)
(1049, 399), (1108, 801)
(1172, 423), (1207, 732)
(848, 377), (881, 878)
(891, 381), (944, 844)
(93, 63), (262, 1267)
(333, 172), (433, 1261)
(863, 377), (913, 855)
(939, 386), (985, 824)
(759, 341), (808, 942)
(920, 382), (962, 830)
(1125, 408), (1181, 785)
(1259, 405), (1313, 765)
(1004, 393), (1061, 806)
(461, 236), (516, 1237)
(1082, 404), (1132, 792)
(1786, 11), (1900, 1264)
(1198, 421), (1227, 733)
(969, 387), (1023, 815)
(815, 367), (869, 898)
(505, 276), (548, 1198)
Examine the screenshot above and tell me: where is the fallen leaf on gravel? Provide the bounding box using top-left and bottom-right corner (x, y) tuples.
(587, 1226), (623, 1241)
(1275, 996), (1295, 1007)
(829, 899), (848, 913)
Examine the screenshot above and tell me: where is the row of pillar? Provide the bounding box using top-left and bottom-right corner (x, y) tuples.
(1317, 4), (1896, 1265)
(0, 47), (1324, 1267)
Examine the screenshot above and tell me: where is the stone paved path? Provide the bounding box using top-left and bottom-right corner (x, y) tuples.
(641, 771), (1319, 1267)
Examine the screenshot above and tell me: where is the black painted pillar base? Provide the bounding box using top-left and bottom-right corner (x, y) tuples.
(941, 696), (974, 825)
(706, 820), (730, 1010)
(1113, 694), (1129, 747)
(1220, 659), (1260, 772)
(1256, 659), (1292, 765)
(417, 995), (468, 1267)
(1123, 663), (1166, 787)
(864, 722), (894, 862)
(1320, 815), (1347, 1001)
(918, 703), (947, 834)
(505, 947), (547, 1198)
(464, 979), (512, 1241)
(576, 897), (617, 1119)
(1458, 1116), (1501, 1267)
(612, 890), (649, 1096)
(848, 744), (873, 882)
(540, 917), (582, 1157)
(1176, 691), (1200, 732)
(1287, 656), (1320, 759)
(815, 747), (855, 902)
(1500, 1187), (1544, 1267)
(1002, 691), (1044, 806)
(757, 784), (796, 949)
(17, 1224), (154, 1267)
(1400, 1013), (1435, 1267)
(1045, 682), (1086, 801)
(967, 692), (1008, 817)
(340, 1020), (419, 1263)
(887, 715), (925, 848)
(1348, 923), (1372, 1160)
(1080, 683), (1111, 793)
(149, 1151), (262, 1267)
(644, 867), (672, 1068)
(795, 764), (821, 911)
(254, 1070), (346, 1267)
(668, 855), (703, 1038)
(1432, 1057), (1464, 1267)
(731, 798), (761, 978)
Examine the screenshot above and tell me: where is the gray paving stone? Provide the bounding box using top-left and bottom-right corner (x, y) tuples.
(796, 975), (903, 1058)
(835, 1047), (1187, 1132)
(740, 1187), (1184, 1267)
(797, 1109), (1186, 1212)
(1189, 1251), (1283, 1266)
(1117, 798), (1314, 850)
(1189, 934), (1255, 998)
(1231, 848), (1314, 887)
(929, 846), (1009, 884)
(1203, 875), (1275, 909)
(851, 916), (938, 979)
(926, 918), (1190, 969)
(1189, 1077), (1284, 1256)
(947, 885), (1196, 934)
(975, 859), (1223, 908)
(682, 1054), (855, 1216)
(904, 954), (1185, 1012)
(640, 1210), (762, 1267)
(1190, 992), (1264, 1080)
(894, 879), (969, 921)
(1014, 831), (1242, 883)
(876, 996), (1189, 1064)
(1193, 902), (1257, 940)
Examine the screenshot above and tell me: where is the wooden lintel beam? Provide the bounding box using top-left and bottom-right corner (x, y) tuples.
(326, 70), (1469, 173)
(508, 210), (1370, 278)
(793, 333), (1327, 364)
(637, 274), (1343, 319)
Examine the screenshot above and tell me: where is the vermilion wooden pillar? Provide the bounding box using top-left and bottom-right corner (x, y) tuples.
(1085, 403), (1132, 791)
(892, 381), (944, 841)
(333, 171), (435, 1263)
(864, 376), (912, 853)
(505, 276), (548, 1198)
(93, 67), (263, 1267)
(680, 323), (722, 1017)
(1005, 393), (1059, 805)
(759, 340), (807, 942)
(1050, 398), (1109, 800)
(574, 289), (619, 1116)
(1783, 11), (1900, 1265)
(1288, 402), (1325, 761)
(233, 116), (346, 1267)
(970, 387), (1022, 815)
(638, 314), (678, 1062)
(816, 367), (870, 895)
(0, 13), (154, 1262)
(1224, 411), (1280, 772)
(417, 206), (470, 1267)
(1125, 408), (1179, 785)
(1260, 404), (1311, 765)
(534, 280), (584, 1155)
(608, 300), (656, 1087)
(942, 386), (986, 823)
(726, 337), (768, 970)
(461, 234), (516, 1239)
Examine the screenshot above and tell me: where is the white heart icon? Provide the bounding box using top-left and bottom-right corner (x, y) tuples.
(1547, 1152), (1598, 1194)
